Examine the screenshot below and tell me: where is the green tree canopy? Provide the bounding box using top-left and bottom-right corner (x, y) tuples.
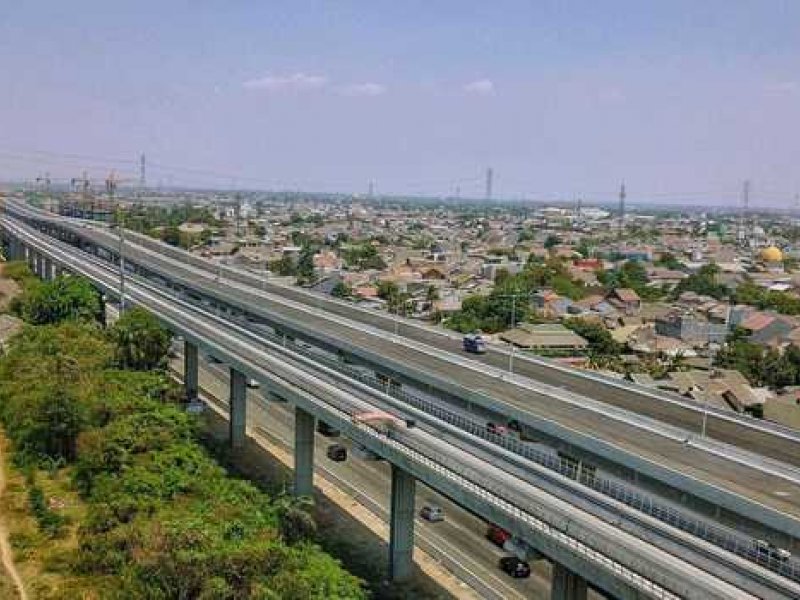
(14, 275), (102, 325)
(109, 307), (172, 371)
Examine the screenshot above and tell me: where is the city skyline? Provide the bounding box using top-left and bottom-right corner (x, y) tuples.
(1, 1), (799, 204)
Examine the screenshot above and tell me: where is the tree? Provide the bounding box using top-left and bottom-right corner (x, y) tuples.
(672, 263), (729, 300)
(656, 252), (683, 270)
(425, 284), (439, 304)
(565, 318), (621, 356)
(275, 494), (317, 545)
(544, 234), (561, 250)
(16, 275), (102, 325)
(330, 281), (352, 299)
(109, 307), (172, 371)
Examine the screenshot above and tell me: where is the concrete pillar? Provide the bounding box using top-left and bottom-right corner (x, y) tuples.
(293, 406), (315, 497)
(42, 258), (53, 281)
(389, 464), (416, 582)
(34, 254), (43, 277)
(229, 368), (247, 449)
(551, 563), (588, 600)
(184, 341), (199, 402)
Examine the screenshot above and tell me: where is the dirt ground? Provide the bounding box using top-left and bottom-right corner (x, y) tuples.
(0, 263), (21, 312)
(0, 435), (27, 599)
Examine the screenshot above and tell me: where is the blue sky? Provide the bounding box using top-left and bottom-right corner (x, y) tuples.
(1, 1), (798, 205)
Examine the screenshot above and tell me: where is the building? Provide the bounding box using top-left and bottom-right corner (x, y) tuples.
(655, 312), (729, 344)
(499, 323), (588, 353)
(606, 288), (641, 316)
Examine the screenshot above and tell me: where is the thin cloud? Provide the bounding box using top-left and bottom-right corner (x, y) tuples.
(338, 82), (387, 97)
(463, 79), (495, 95)
(242, 72), (328, 92)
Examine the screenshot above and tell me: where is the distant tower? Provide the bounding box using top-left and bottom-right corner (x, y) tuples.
(368, 180), (375, 198)
(738, 180), (750, 246)
(139, 153), (146, 189)
(485, 167), (493, 201)
(617, 182), (626, 247)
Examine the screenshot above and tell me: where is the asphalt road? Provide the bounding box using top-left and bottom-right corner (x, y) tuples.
(183, 356), (557, 600)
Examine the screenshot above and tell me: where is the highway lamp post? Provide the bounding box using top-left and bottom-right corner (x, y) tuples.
(495, 291), (531, 374)
(115, 207), (126, 314)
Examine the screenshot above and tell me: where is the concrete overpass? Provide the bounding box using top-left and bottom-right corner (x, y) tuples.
(3, 208), (800, 598)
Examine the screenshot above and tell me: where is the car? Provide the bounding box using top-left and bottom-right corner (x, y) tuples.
(317, 421), (341, 437)
(207, 354), (222, 364)
(462, 332), (487, 354)
(326, 444), (347, 462)
(246, 378), (260, 389)
(487, 422), (507, 436)
(499, 556), (531, 579)
(185, 401), (206, 415)
(487, 523), (512, 547)
(754, 540), (791, 562)
(419, 504), (445, 522)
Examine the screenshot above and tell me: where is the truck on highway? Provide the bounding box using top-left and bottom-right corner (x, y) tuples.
(462, 332), (487, 354)
(352, 411), (415, 436)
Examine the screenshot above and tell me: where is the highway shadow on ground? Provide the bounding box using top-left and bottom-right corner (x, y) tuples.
(201, 409), (459, 600)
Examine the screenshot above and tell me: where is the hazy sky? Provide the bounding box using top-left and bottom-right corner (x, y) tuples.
(1, 1), (798, 205)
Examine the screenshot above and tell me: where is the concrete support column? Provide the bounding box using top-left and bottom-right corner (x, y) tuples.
(293, 406), (315, 497)
(184, 341), (199, 402)
(229, 368), (247, 449)
(389, 464), (416, 582)
(551, 563), (588, 600)
(34, 254), (43, 277)
(42, 258), (53, 281)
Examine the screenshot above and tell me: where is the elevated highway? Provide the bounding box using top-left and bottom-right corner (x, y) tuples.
(6, 201), (800, 548)
(4, 207), (800, 598)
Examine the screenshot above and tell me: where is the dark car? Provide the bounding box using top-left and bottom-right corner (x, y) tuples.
(326, 444), (347, 462)
(317, 421), (341, 437)
(499, 556), (531, 579)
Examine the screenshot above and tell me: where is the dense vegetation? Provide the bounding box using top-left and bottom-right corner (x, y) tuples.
(445, 257), (596, 333)
(596, 260), (665, 301)
(0, 267), (366, 598)
(715, 333), (800, 390)
(733, 280), (800, 315)
(672, 263), (730, 300)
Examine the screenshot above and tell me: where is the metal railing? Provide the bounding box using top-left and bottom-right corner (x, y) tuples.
(249, 323), (800, 584)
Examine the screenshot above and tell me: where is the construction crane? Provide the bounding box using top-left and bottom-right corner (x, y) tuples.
(68, 171), (92, 218)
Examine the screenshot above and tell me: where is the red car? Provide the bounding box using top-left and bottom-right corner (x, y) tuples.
(487, 524), (511, 547)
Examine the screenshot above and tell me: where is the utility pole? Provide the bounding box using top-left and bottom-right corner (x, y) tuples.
(485, 167), (493, 202)
(107, 171), (126, 314)
(617, 182), (626, 254)
(235, 193), (243, 238)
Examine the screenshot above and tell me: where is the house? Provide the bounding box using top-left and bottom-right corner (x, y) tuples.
(499, 323), (588, 353)
(606, 288), (641, 315)
(313, 250), (343, 273)
(736, 310), (798, 349)
(655, 312), (729, 345)
(657, 369), (765, 413)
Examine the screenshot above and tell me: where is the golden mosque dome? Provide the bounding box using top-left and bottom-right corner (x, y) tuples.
(760, 246), (783, 263)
